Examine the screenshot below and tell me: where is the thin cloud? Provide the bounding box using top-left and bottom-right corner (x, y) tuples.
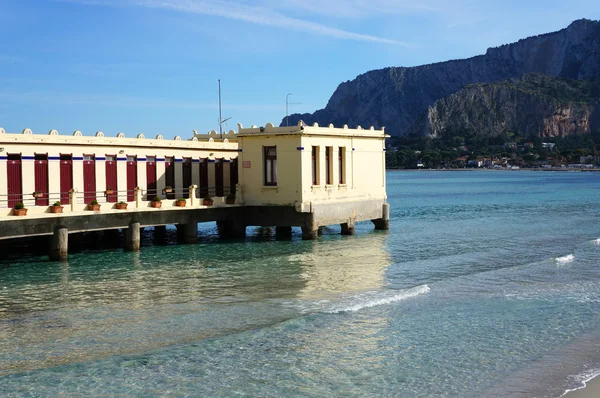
(266, 0), (443, 18)
(64, 0), (411, 46)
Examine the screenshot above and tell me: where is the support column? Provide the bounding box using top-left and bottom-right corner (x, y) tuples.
(301, 213), (318, 240)
(217, 220), (246, 239)
(372, 203), (390, 230)
(125, 222), (141, 251)
(341, 220), (355, 235)
(49, 226), (68, 261)
(275, 226), (292, 240)
(230, 220), (246, 238)
(181, 221), (198, 244)
(153, 225), (167, 245)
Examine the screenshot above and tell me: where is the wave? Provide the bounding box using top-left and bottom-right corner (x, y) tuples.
(561, 369), (600, 397)
(553, 254), (575, 264)
(594, 238), (600, 246)
(324, 285), (430, 314)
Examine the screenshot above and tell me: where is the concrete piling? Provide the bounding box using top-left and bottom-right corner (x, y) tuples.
(182, 222), (198, 244)
(49, 226), (69, 261)
(372, 203), (390, 230)
(125, 222), (141, 251)
(340, 220), (355, 235)
(301, 213), (318, 240)
(275, 226), (292, 240)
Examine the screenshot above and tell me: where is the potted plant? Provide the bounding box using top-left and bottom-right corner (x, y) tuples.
(104, 186), (114, 196)
(225, 193), (235, 205)
(203, 194), (214, 206)
(175, 198), (186, 207)
(115, 201), (128, 210)
(151, 196), (162, 208)
(87, 200), (101, 211)
(32, 191), (43, 198)
(13, 202), (27, 216)
(162, 186), (173, 194)
(50, 201), (63, 213)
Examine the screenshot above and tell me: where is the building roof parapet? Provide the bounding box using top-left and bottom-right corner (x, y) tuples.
(0, 127), (239, 149)
(192, 128), (238, 142)
(237, 121), (388, 138)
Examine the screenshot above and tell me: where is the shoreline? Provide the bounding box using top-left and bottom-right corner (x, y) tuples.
(386, 168), (600, 172)
(564, 373), (600, 397)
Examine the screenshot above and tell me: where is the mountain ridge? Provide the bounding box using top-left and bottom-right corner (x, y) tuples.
(282, 19), (600, 136)
(409, 73), (600, 139)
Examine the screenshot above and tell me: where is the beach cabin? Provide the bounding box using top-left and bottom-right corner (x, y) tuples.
(235, 122), (390, 239)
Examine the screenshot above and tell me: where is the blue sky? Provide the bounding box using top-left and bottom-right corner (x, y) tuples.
(0, 0), (598, 138)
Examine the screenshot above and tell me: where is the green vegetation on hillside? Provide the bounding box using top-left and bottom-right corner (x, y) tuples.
(388, 74), (600, 169)
(387, 128), (600, 169)
(466, 73), (600, 104)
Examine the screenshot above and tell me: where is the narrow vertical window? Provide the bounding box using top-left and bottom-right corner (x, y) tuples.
(312, 146), (318, 185)
(339, 147), (346, 184)
(326, 146), (333, 185)
(264, 146), (277, 186)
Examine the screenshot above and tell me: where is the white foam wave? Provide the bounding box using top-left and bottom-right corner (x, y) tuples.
(325, 285), (430, 314)
(560, 368), (600, 396)
(594, 238), (600, 246)
(553, 254), (574, 264)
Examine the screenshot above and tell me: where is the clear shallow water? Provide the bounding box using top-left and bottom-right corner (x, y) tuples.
(1, 171), (600, 397)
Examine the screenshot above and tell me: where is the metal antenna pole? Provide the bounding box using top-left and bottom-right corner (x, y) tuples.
(219, 79), (223, 139)
(286, 93), (292, 126)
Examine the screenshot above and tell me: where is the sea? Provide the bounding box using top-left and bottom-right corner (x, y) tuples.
(1, 170), (600, 397)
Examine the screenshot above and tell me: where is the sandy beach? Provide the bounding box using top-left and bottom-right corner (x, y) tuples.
(565, 375), (600, 397)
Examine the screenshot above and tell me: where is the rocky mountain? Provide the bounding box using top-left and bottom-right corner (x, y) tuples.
(409, 73), (600, 138)
(282, 19), (600, 136)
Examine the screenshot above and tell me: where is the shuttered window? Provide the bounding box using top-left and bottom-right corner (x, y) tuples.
(264, 146), (277, 186)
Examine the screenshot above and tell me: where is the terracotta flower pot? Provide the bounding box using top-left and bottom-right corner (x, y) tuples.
(87, 204), (101, 211)
(50, 205), (63, 214)
(151, 201), (162, 208)
(32, 192), (43, 198)
(115, 203), (128, 210)
(225, 197), (235, 204)
(104, 189), (114, 196)
(175, 200), (186, 207)
(203, 199), (214, 206)
(13, 208), (28, 216)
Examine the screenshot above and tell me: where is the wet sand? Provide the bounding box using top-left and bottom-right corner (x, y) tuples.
(565, 374), (600, 397)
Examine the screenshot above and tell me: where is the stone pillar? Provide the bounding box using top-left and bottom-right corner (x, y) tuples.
(275, 226), (292, 240)
(69, 188), (77, 212)
(125, 222), (141, 251)
(217, 220), (246, 239)
(341, 220), (355, 235)
(153, 225), (167, 245)
(301, 213), (318, 240)
(134, 186), (142, 208)
(49, 226), (68, 261)
(189, 185), (198, 207)
(231, 221), (246, 238)
(182, 221), (198, 244)
(372, 203), (390, 230)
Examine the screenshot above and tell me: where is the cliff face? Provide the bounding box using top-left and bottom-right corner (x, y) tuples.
(410, 74), (600, 138)
(282, 19), (600, 136)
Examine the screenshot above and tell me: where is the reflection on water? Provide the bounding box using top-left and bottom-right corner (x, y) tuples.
(0, 229), (391, 376)
(290, 232), (390, 299)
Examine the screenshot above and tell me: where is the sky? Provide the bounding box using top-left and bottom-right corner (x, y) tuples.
(0, 0), (598, 139)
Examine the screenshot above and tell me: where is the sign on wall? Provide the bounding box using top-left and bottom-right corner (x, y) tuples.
(243, 161), (251, 168)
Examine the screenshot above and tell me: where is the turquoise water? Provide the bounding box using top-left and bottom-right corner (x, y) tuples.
(1, 171), (600, 397)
